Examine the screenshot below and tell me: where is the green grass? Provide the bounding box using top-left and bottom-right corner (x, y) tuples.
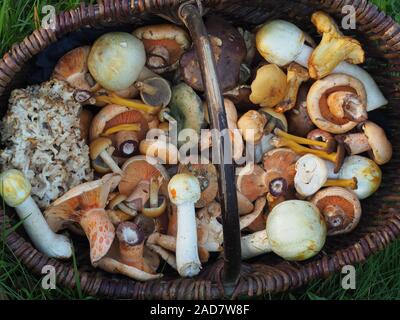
(1, 0), (400, 300)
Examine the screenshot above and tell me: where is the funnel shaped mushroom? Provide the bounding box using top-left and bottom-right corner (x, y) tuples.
(309, 11), (364, 79)
(88, 32), (146, 91)
(312, 187), (361, 236)
(255, 19), (387, 111)
(45, 174), (121, 264)
(168, 173), (201, 277)
(0, 169), (72, 259)
(241, 200), (326, 260)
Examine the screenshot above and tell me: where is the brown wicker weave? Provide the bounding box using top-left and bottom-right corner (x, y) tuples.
(1, 0), (400, 299)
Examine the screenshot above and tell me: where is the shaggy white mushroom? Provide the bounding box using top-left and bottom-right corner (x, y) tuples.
(168, 173), (201, 277)
(0, 169), (72, 259)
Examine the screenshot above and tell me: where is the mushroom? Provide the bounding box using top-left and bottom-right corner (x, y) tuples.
(178, 159), (218, 208)
(336, 121), (392, 165)
(307, 129), (335, 151)
(139, 139), (179, 165)
(294, 154), (357, 197)
(309, 11), (364, 79)
(223, 85), (257, 112)
(133, 24), (190, 74)
(241, 200), (326, 260)
(45, 174), (120, 264)
(249, 64), (287, 108)
(108, 193), (137, 217)
(239, 197), (267, 232)
(275, 63), (309, 113)
(169, 83), (205, 147)
(272, 128), (346, 173)
(237, 110), (268, 144)
(0, 169), (72, 259)
(180, 16), (246, 91)
(307, 74), (368, 134)
(287, 84), (315, 137)
(236, 163), (268, 202)
(237, 191), (254, 215)
(255, 19), (387, 111)
(90, 105), (149, 159)
(89, 137), (123, 174)
(134, 77), (171, 107)
(312, 187), (361, 236)
(142, 176), (168, 218)
(88, 32), (146, 91)
(168, 173), (201, 277)
(338, 155), (382, 199)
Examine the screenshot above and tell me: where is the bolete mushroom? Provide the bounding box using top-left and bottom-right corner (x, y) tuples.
(180, 16), (246, 91)
(255, 19), (387, 111)
(275, 63), (309, 113)
(133, 24), (190, 74)
(307, 74), (368, 134)
(294, 154), (357, 197)
(0, 169), (73, 259)
(168, 173), (201, 277)
(45, 174), (120, 264)
(312, 187), (361, 236)
(336, 121), (392, 165)
(309, 11), (364, 79)
(250, 64), (287, 108)
(88, 32), (146, 91)
(338, 155), (382, 199)
(241, 200), (326, 260)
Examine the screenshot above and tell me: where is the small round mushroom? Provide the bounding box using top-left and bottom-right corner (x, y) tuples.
(336, 121), (392, 165)
(249, 64), (287, 108)
(178, 159), (218, 208)
(307, 74), (368, 134)
(237, 110), (267, 144)
(88, 32), (146, 91)
(0, 169), (73, 259)
(307, 129), (335, 151)
(241, 200), (326, 261)
(89, 137), (122, 174)
(133, 24), (190, 74)
(312, 187), (361, 236)
(338, 155), (382, 199)
(309, 11), (365, 79)
(180, 16), (246, 91)
(134, 77), (171, 107)
(168, 173), (202, 277)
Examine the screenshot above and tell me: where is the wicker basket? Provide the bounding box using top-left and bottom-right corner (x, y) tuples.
(0, 0), (400, 299)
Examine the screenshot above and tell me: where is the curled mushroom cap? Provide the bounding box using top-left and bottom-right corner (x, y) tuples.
(294, 154), (328, 197)
(133, 24), (190, 74)
(256, 20), (305, 66)
(307, 74), (367, 134)
(362, 121), (392, 165)
(312, 187), (361, 236)
(309, 11), (365, 79)
(250, 64), (287, 108)
(180, 16), (246, 91)
(88, 32), (146, 91)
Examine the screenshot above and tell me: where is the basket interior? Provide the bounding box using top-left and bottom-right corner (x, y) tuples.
(1, 0), (399, 296)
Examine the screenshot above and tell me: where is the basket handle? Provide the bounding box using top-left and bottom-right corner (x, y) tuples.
(178, 2), (241, 293)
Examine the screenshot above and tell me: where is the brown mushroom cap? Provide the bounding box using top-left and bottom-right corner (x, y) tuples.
(89, 137), (113, 160)
(236, 164), (268, 202)
(311, 186), (361, 236)
(119, 155), (169, 197)
(180, 16), (246, 91)
(362, 121), (393, 165)
(133, 24), (190, 74)
(178, 159), (218, 208)
(307, 74), (367, 134)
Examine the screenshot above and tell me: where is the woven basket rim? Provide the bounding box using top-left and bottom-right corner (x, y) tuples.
(0, 0), (400, 299)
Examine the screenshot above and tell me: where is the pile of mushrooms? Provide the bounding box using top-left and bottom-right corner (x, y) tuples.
(0, 11), (393, 281)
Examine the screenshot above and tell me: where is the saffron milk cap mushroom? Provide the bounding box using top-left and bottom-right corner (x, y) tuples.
(168, 173), (202, 277)
(0, 169), (73, 259)
(312, 187), (361, 235)
(88, 32), (146, 91)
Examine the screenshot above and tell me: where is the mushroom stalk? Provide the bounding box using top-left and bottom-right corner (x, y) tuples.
(134, 81), (158, 96)
(99, 149), (123, 174)
(0, 170), (72, 259)
(324, 178), (357, 189)
(241, 230), (270, 260)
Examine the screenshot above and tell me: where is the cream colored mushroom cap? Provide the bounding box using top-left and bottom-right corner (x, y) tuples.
(266, 200), (326, 261)
(0, 169), (31, 207)
(362, 121), (393, 165)
(168, 173), (201, 206)
(256, 20), (305, 66)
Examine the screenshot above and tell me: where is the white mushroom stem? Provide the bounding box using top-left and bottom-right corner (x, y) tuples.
(15, 197), (72, 259)
(99, 150), (123, 174)
(176, 201), (201, 277)
(241, 230), (271, 260)
(295, 45), (387, 111)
